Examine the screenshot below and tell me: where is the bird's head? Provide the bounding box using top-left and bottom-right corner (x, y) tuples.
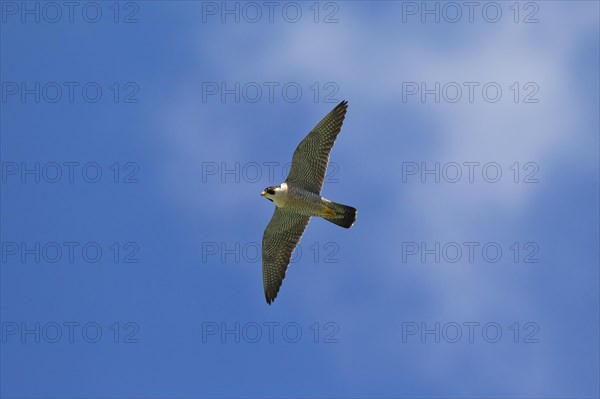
(261, 185), (280, 202)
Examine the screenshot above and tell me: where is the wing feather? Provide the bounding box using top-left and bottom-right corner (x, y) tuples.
(285, 101), (348, 194)
(262, 208), (311, 304)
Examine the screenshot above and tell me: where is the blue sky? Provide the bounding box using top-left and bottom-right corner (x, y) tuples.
(1, 1), (599, 398)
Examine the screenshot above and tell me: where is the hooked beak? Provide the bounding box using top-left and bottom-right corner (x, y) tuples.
(261, 190), (266, 196)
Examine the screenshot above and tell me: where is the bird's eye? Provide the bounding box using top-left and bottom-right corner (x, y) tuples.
(267, 188), (275, 195)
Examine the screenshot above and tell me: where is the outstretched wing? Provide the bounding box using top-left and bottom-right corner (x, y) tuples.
(285, 100), (348, 194)
(262, 208), (311, 304)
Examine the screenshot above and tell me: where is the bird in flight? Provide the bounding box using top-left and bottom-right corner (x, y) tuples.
(261, 100), (357, 304)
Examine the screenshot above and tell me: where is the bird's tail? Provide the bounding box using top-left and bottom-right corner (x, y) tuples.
(323, 202), (357, 229)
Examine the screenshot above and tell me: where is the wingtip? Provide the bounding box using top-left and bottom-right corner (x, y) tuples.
(334, 100), (348, 116)
(265, 290), (277, 305)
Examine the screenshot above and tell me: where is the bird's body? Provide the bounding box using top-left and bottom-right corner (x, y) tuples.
(266, 182), (334, 218)
(261, 100), (356, 304)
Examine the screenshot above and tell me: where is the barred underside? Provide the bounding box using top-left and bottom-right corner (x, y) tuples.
(285, 100), (348, 194)
(262, 208), (310, 304)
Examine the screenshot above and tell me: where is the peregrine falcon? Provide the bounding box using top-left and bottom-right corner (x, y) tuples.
(261, 100), (357, 304)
